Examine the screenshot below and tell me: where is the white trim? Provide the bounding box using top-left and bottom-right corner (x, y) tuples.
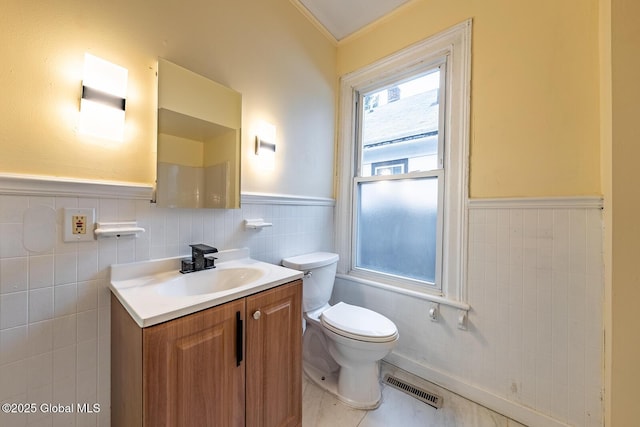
(385, 352), (570, 427)
(241, 192), (335, 206)
(336, 274), (470, 311)
(468, 196), (604, 209)
(337, 0), (423, 46)
(0, 173), (153, 200)
(0, 175), (336, 206)
(288, 0), (421, 46)
(288, 0), (339, 45)
(335, 19), (472, 301)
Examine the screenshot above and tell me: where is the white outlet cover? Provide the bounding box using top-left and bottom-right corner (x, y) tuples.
(63, 207), (96, 242)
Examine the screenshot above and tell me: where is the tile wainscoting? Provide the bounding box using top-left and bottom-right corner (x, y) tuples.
(0, 183), (604, 427)
(0, 181), (334, 427)
(333, 197), (604, 427)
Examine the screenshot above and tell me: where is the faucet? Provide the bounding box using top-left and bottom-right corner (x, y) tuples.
(180, 244), (218, 274)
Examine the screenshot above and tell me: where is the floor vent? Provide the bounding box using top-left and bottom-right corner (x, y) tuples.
(383, 374), (443, 409)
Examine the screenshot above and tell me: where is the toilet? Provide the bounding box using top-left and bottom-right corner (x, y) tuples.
(282, 252), (398, 409)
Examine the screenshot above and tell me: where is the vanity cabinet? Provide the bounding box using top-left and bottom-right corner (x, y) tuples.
(111, 280), (302, 427)
(245, 282), (302, 427)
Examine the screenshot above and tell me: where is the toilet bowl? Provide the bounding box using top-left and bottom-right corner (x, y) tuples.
(282, 252), (399, 409)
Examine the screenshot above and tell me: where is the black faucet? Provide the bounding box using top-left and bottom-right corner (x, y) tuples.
(180, 244), (218, 274)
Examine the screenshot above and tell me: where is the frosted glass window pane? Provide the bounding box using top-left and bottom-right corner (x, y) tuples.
(356, 177), (438, 284)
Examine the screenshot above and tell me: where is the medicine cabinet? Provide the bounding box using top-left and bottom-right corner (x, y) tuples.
(156, 58), (241, 209)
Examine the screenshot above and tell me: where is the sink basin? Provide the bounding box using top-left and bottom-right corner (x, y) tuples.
(109, 248), (304, 327)
(155, 267), (264, 297)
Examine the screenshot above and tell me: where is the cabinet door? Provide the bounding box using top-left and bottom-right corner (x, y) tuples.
(246, 280), (302, 427)
(143, 299), (246, 427)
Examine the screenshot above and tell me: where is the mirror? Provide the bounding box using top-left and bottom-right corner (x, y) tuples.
(156, 58), (241, 209)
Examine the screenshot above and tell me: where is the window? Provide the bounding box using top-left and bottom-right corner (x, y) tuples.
(356, 69), (444, 287)
(336, 20), (471, 300)
(370, 159), (408, 176)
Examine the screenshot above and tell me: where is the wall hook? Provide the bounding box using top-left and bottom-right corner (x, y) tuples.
(428, 303), (439, 322)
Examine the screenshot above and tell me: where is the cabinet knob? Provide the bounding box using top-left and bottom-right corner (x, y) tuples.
(253, 310), (261, 320)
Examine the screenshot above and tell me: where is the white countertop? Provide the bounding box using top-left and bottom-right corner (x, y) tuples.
(109, 248), (303, 327)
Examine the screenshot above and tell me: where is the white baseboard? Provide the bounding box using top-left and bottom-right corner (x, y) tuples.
(385, 351), (570, 427)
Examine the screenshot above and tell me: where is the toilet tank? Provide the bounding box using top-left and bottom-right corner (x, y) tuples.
(282, 252), (339, 312)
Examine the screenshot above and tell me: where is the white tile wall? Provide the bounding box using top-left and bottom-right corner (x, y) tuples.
(1, 192), (603, 427)
(0, 193), (334, 427)
(333, 204), (604, 427)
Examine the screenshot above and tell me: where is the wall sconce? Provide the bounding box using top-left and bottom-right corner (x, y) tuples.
(254, 121), (276, 170)
(255, 137), (276, 155)
(79, 53), (128, 141)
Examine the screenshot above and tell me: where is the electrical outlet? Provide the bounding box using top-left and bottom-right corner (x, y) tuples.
(63, 208), (95, 242)
(72, 215), (87, 235)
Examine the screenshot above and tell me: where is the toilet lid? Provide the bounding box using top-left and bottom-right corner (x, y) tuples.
(320, 302), (398, 343)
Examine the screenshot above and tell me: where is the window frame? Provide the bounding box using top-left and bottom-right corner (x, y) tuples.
(335, 20), (472, 302)
(353, 62), (446, 290)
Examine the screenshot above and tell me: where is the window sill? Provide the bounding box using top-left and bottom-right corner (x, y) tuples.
(335, 272), (470, 312)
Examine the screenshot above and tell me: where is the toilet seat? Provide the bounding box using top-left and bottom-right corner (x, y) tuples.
(320, 302), (398, 343)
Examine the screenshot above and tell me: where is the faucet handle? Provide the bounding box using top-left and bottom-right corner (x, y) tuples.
(179, 258), (195, 274)
(204, 255), (217, 269)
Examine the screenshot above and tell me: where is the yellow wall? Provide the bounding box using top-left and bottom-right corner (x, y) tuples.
(158, 59), (241, 131)
(157, 134), (203, 167)
(0, 0), (336, 197)
(336, 0), (639, 423)
(204, 130), (238, 168)
(337, 0), (601, 198)
(609, 0), (640, 424)
(0, 1), (157, 184)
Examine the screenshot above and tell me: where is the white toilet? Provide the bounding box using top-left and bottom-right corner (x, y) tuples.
(282, 252), (398, 409)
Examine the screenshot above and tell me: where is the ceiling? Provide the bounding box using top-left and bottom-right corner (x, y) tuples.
(294, 0), (411, 42)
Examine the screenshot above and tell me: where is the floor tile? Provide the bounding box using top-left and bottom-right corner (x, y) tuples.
(302, 362), (525, 427)
(303, 376), (367, 427)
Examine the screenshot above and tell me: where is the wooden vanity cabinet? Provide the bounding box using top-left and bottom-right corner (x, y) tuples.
(112, 279), (302, 427)
(246, 282), (302, 427)
(143, 298), (246, 427)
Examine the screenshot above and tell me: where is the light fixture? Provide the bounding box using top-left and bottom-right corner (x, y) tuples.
(79, 53), (128, 141)
(254, 121), (276, 171)
(255, 137), (276, 155)
(255, 121), (277, 155)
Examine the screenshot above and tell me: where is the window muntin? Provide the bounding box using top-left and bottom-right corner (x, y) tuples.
(353, 67), (445, 289)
